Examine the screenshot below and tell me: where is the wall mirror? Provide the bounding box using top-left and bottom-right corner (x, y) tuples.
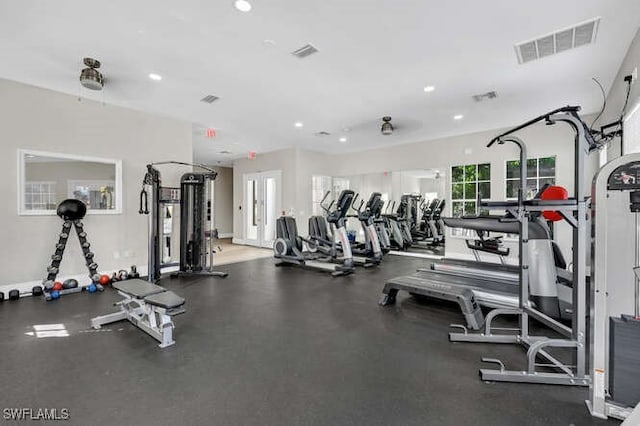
(18, 149), (122, 215)
(312, 168), (447, 255)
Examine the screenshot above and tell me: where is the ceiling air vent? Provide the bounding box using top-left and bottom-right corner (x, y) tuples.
(472, 91), (498, 102)
(219, 150), (231, 155)
(292, 43), (319, 59)
(200, 95), (219, 104)
(315, 131), (331, 137)
(514, 17), (600, 64)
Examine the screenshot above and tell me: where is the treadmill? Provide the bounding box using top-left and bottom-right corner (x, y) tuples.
(380, 213), (572, 328)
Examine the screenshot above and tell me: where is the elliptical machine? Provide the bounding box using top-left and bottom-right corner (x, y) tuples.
(347, 192), (383, 264)
(274, 190), (356, 276)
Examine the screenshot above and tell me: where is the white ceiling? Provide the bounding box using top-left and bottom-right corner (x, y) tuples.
(0, 1), (638, 166)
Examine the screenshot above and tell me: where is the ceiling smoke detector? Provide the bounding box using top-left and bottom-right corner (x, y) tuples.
(79, 57), (104, 91)
(381, 116), (394, 136)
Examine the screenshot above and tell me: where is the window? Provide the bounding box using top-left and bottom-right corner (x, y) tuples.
(505, 156), (556, 200)
(450, 163), (491, 218)
(599, 145), (608, 168)
(624, 101), (640, 154)
(24, 181), (56, 211)
(312, 175), (332, 216)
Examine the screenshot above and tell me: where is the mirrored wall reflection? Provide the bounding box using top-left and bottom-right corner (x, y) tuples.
(312, 168), (447, 256)
(19, 150), (122, 215)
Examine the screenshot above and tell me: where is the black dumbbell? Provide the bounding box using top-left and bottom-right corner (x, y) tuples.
(129, 265), (140, 279)
(7, 286), (45, 300)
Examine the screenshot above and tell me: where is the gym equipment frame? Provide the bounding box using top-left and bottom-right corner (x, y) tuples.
(91, 279), (185, 348)
(587, 152), (640, 420)
(140, 162), (228, 283)
(449, 106), (597, 386)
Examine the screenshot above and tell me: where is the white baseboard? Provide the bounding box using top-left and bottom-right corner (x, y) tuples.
(218, 233), (233, 239)
(0, 265), (153, 296)
(232, 238), (245, 245)
(388, 251), (443, 260)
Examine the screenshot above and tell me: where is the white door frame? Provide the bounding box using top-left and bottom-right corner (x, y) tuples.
(243, 170), (282, 248)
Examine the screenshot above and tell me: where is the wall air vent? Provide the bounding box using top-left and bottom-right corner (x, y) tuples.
(292, 43), (319, 59)
(200, 95), (219, 103)
(515, 17), (600, 64)
(472, 91), (498, 102)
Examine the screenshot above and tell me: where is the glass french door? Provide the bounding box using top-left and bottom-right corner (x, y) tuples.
(243, 170), (281, 248)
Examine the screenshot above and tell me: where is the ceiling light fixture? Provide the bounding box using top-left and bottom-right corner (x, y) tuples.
(79, 57), (104, 91)
(149, 73), (162, 81)
(234, 0), (252, 12)
(339, 137), (347, 143)
(423, 86), (435, 92)
(381, 116), (394, 135)
(453, 114), (464, 120)
(294, 122), (304, 128)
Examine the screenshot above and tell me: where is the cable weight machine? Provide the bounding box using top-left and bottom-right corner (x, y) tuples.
(140, 161), (228, 283)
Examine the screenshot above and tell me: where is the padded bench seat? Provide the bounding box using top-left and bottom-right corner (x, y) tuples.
(144, 291), (185, 309)
(113, 279), (165, 298)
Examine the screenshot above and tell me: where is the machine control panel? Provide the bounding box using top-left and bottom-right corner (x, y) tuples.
(607, 161), (640, 191)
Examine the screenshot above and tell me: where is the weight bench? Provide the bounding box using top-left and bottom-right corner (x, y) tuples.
(90, 279), (186, 348)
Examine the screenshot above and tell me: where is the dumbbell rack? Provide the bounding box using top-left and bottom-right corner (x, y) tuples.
(45, 219), (98, 286)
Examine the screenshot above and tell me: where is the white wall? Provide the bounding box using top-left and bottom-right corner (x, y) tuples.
(232, 148), (296, 241)
(604, 28), (640, 159)
(0, 79), (192, 290)
(207, 166), (233, 237)
(230, 115), (597, 261)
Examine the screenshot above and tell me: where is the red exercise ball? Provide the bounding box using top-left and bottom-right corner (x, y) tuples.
(52, 282), (63, 291)
(99, 274), (111, 286)
(540, 185), (569, 221)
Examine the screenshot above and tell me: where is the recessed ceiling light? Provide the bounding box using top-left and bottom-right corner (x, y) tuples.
(339, 137), (347, 143)
(294, 122), (304, 128)
(453, 114), (464, 120)
(423, 86), (435, 92)
(234, 0), (252, 12)
(148, 73), (162, 81)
